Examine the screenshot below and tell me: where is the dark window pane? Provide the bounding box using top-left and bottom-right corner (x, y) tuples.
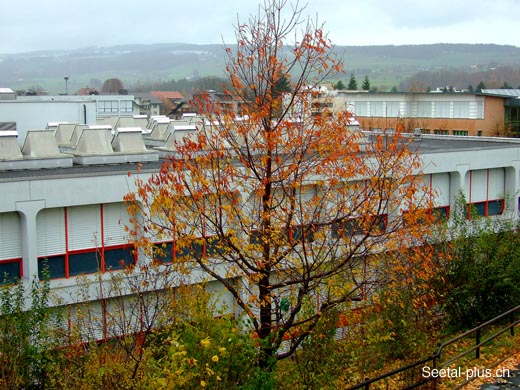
(291, 225), (316, 243)
(249, 230), (262, 244)
(191, 239), (204, 258)
(473, 202), (486, 216)
(371, 215), (387, 233)
(432, 207), (449, 221)
(38, 256), (66, 280)
(332, 218), (363, 238)
(154, 242), (173, 263)
(488, 200), (504, 216)
(206, 236), (222, 256)
(0, 261), (21, 284)
(105, 247), (135, 270)
(175, 242), (192, 260)
(69, 251), (100, 276)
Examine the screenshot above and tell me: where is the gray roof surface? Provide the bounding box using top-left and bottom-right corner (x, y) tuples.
(1, 135), (520, 182)
(481, 89), (520, 97)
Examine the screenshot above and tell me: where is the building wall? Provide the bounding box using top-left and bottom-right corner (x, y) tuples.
(1, 141), (520, 306)
(0, 100), (97, 142)
(329, 93), (506, 137)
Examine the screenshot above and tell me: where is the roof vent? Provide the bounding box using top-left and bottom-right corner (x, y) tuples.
(0, 131), (23, 160)
(55, 123), (79, 147)
(112, 127), (148, 152)
(155, 124), (198, 158)
(75, 128), (114, 155)
(0, 130), (72, 170)
(22, 130), (63, 157)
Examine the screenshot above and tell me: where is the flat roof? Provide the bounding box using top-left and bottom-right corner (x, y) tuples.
(1, 134), (519, 182)
(408, 134), (520, 153)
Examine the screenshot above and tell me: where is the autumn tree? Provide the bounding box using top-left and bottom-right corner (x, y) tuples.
(127, 0), (432, 373)
(101, 78), (125, 94)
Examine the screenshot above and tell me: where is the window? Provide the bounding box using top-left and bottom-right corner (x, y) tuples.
(37, 203), (136, 280)
(0, 212), (22, 284)
(332, 215), (387, 238)
(386, 102), (400, 117)
(417, 101), (432, 117)
(465, 168), (505, 219)
(453, 101), (470, 118)
(476, 101), (484, 119)
(452, 130), (468, 136)
(432, 206), (450, 221)
(402, 173), (451, 223)
(120, 100), (133, 113)
(469, 199), (504, 217)
(422, 129), (431, 134)
(403, 206), (450, 225)
(288, 224), (322, 243)
(98, 100), (119, 114)
(434, 101), (451, 118)
(0, 259), (22, 284)
(434, 129), (449, 135)
(354, 102), (368, 117)
(369, 101), (384, 116)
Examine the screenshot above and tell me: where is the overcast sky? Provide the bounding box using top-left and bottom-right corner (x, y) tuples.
(1, 0), (518, 53)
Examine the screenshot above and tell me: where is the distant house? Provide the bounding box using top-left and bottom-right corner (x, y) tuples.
(133, 92), (162, 116)
(192, 90), (246, 116)
(75, 87), (99, 96)
(0, 88), (16, 100)
(149, 91), (192, 118)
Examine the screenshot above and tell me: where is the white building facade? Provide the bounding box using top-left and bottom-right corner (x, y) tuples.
(1, 131), (520, 338)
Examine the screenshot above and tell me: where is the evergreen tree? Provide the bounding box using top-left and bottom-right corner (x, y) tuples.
(467, 85), (474, 93)
(347, 74), (358, 90)
(476, 81), (487, 93)
(274, 75), (292, 97)
(334, 80), (345, 90)
(361, 75), (370, 91)
(391, 86), (398, 93)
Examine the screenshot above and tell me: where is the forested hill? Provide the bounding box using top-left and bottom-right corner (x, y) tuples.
(1, 43), (519, 93)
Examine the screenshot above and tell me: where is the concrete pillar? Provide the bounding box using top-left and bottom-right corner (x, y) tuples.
(15, 199), (45, 282)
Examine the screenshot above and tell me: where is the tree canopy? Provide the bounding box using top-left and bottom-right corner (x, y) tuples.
(101, 78), (124, 94)
(126, 0), (433, 373)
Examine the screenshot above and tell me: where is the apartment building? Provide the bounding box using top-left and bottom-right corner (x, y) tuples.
(315, 90), (515, 137)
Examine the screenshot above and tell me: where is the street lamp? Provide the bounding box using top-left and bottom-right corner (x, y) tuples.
(64, 76), (69, 95)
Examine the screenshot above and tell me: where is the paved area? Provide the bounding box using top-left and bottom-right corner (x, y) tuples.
(480, 366), (520, 389)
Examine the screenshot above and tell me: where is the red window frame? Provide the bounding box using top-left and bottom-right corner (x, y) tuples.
(37, 205), (137, 280)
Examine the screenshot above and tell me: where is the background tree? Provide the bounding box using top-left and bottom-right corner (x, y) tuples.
(273, 74), (292, 97)
(101, 78), (124, 94)
(361, 75), (370, 91)
(347, 73), (358, 90)
(476, 80), (487, 93)
(334, 80), (345, 90)
(127, 0), (432, 374)
(440, 197), (520, 330)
